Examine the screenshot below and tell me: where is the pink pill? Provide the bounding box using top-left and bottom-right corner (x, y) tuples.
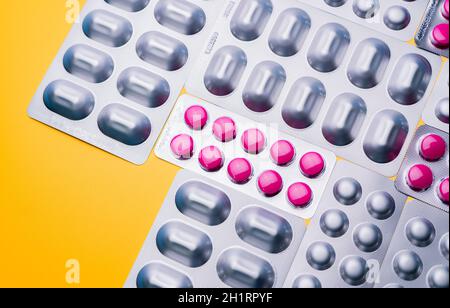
(213, 117), (237, 142)
(170, 134), (194, 160)
(431, 23), (449, 49)
(439, 178), (449, 204)
(420, 134), (447, 162)
(184, 105), (208, 130)
(242, 128), (266, 154)
(443, 0), (449, 20)
(198, 146), (224, 172)
(257, 170), (283, 197)
(407, 164), (434, 191)
(300, 152), (325, 178)
(270, 140), (296, 166)
(228, 158), (253, 184)
(287, 182), (313, 209)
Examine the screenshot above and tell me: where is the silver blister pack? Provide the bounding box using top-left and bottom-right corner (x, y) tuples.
(423, 62), (449, 133)
(283, 160), (408, 288)
(395, 125), (449, 212)
(124, 169), (306, 288)
(155, 95), (337, 219)
(185, 0), (443, 177)
(375, 200), (449, 288)
(28, 0), (224, 165)
(415, 0), (449, 58)
(297, 0), (430, 42)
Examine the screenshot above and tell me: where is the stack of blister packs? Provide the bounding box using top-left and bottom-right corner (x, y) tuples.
(29, 0), (449, 288)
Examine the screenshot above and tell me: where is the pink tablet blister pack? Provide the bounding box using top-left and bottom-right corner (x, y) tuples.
(395, 125), (449, 213)
(155, 95), (337, 219)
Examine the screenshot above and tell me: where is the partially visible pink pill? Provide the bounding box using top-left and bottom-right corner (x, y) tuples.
(431, 23), (449, 49)
(270, 140), (296, 166)
(407, 164), (434, 191)
(300, 152), (325, 178)
(439, 178), (449, 204)
(184, 105), (208, 130)
(287, 182), (313, 209)
(170, 134), (194, 160)
(228, 158), (253, 184)
(199, 146), (224, 172)
(420, 134), (447, 161)
(443, 0), (449, 20)
(213, 117), (237, 142)
(257, 170), (283, 197)
(242, 128), (266, 154)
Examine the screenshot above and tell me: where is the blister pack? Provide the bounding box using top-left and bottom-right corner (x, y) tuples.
(124, 169), (306, 288)
(155, 95), (337, 219)
(185, 0), (443, 177)
(283, 160), (407, 288)
(423, 62), (449, 133)
(395, 125), (449, 213)
(297, 0), (430, 42)
(28, 0), (223, 165)
(375, 200), (449, 288)
(415, 0), (449, 57)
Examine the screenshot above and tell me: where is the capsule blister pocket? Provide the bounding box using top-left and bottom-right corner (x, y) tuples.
(283, 160), (407, 288)
(185, 0), (443, 177)
(423, 62), (449, 133)
(28, 0), (224, 164)
(155, 95), (336, 219)
(395, 125), (449, 212)
(124, 170), (306, 288)
(375, 200), (449, 288)
(297, 0), (430, 42)
(415, 0), (449, 57)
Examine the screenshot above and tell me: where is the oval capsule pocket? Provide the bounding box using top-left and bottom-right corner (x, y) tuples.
(307, 23), (351, 73)
(230, 0), (273, 41)
(63, 44), (114, 83)
(117, 67), (170, 108)
(43, 80), (95, 121)
(156, 221), (213, 268)
(268, 8), (311, 57)
(347, 38), (391, 89)
(175, 181), (232, 226)
(282, 77), (326, 129)
(154, 0), (206, 35)
(136, 31), (188, 71)
(104, 0), (150, 12)
(204, 46), (248, 96)
(363, 110), (409, 163)
(388, 54), (432, 106)
(235, 207), (293, 253)
(322, 93), (367, 146)
(217, 247), (275, 288)
(243, 61), (286, 112)
(136, 262), (193, 288)
(97, 103), (152, 146)
(82, 10), (133, 47)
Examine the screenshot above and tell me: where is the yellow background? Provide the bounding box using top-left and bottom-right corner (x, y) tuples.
(0, 0), (180, 287)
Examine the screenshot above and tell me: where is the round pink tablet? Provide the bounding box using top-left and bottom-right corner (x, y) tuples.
(213, 117), (237, 142)
(170, 134), (194, 160)
(184, 105), (208, 130)
(300, 152), (325, 178)
(287, 182), (313, 209)
(198, 146), (224, 172)
(420, 134), (447, 161)
(407, 164), (434, 191)
(439, 178), (449, 204)
(227, 158), (253, 184)
(270, 140), (296, 166)
(431, 23), (449, 49)
(242, 128), (266, 154)
(257, 170), (283, 197)
(443, 0), (449, 20)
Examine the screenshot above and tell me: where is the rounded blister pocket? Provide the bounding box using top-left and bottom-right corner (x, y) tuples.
(136, 262), (193, 288)
(154, 0), (206, 35)
(230, 0), (273, 41)
(104, 0), (150, 12)
(83, 10), (133, 47)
